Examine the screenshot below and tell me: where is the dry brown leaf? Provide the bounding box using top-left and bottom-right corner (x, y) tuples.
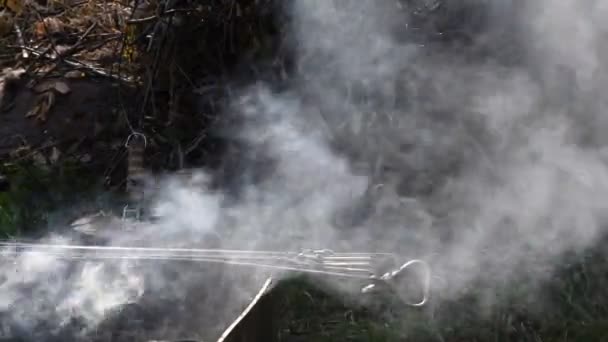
(52, 80), (70, 94)
(53, 44), (70, 56)
(33, 82), (52, 94)
(25, 103), (41, 118)
(33, 79), (71, 95)
(34, 17), (65, 38)
(45, 17), (65, 33)
(0, 11), (14, 37)
(33, 21), (45, 38)
(0, 67), (25, 81)
(32, 82), (51, 93)
(25, 91), (55, 123)
(64, 70), (85, 79)
(5, 0), (23, 15)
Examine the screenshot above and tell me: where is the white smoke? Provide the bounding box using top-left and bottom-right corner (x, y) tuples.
(0, 235), (143, 339)
(2, 0), (608, 339)
(232, 0), (608, 308)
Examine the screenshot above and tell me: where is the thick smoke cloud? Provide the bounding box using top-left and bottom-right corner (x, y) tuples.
(233, 0), (608, 307)
(0, 235), (144, 340)
(2, 0), (608, 339)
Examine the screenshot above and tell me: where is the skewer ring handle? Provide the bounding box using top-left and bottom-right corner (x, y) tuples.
(361, 259), (431, 307)
(384, 259), (431, 306)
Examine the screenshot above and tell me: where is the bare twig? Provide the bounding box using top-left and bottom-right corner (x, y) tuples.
(36, 21), (97, 77)
(63, 34), (122, 58)
(37, 0), (89, 16)
(185, 130), (208, 155)
(8, 45), (133, 83)
(13, 23), (28, 59)
(67, 22), (98, 54)
(23, 45), (54, 76)
(25, 32), (121, 85)
(126, 8), (194, 24)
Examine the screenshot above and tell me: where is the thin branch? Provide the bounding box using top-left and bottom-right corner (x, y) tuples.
(13, 23), (28, 59)
(8, 45), (134, 83)
(126, 8), (194, 24)
(65, 22), (98, 55)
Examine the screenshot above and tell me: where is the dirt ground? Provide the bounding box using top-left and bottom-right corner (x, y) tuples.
(0, 71), (135, 166)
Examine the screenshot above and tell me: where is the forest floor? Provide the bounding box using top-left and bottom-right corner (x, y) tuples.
(2, 161), (608, 341)
(1, 1), (608, 341)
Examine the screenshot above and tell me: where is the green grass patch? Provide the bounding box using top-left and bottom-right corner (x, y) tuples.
(271, 249), (608, 342)
(0, 160), (102, 237)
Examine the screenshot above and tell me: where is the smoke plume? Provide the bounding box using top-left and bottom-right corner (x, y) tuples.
(2, 0), (608, 339)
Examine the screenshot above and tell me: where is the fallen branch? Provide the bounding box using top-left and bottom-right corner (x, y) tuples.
(8, 45), (134, 83)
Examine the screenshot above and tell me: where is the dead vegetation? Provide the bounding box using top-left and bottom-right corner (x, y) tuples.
(0, 0), (282, 190)
(3, 2), (606, 342)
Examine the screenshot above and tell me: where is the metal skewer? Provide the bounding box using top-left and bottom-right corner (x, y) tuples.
(0, 240), (430, 306)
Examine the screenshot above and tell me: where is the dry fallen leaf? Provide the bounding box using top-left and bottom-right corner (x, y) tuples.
(5, 0), (23, 16)
(64, 70), (85, 79)
(33, 17), (65, 38)
(0, 11), (14, 37)
(33, 79), (71, 95)
(32, 82), (51, 93)
(33, 21), (45, 38)
(52, 80), (70, 94)
(53, 44), (70, 56)
(25, 91), (55, 123)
